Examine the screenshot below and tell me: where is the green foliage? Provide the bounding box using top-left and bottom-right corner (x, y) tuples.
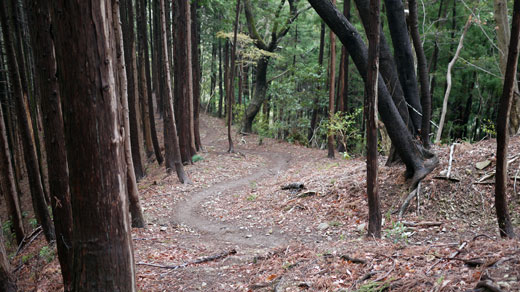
(246, 194), (257, 201)
(39, 246), (55, 263)
(2, 220), (13, 248)
(324, 109), (364, 157)
(384, 221), (410, 244)
(192, 154), (204, 163)
(22, 253), (34, 264)
(482, 119), (497, 138)
(356, 281), (390, 292)
(233, 104), (246, 125)
(29, 218), (38, 229)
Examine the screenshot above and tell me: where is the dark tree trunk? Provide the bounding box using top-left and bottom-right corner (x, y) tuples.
(114, 0), (146, 229)
(494, 0), (520, 239)
(121, 0), (145, 180)
(0, 218), (16, 292)
(191, 0), (203, 151)
(307, 0), (438, 187)
(173, 0), (195, 164)
(242, 57), (269, 133)
(51, 0), (137, 290)
(409, 0), (432, 148)
(328, 0), (336, 158)
(218, 39), (224, 118)
(0, 105), (24, 245)
(25, 0), (73, 288)
(309, 22), (326, 143)
(228, 0), (241, 153)
(384, 0), (422, 132)
(366, 0), (381, 239)
(0, 1), (55, 243)
(139, 0), (163, 165)
(210, 40), (217, 100)
(152, 0), (164, 116)
(338, 0), (350, 114)
(161, 0), (191, 183)
(354, 0), (413, 134)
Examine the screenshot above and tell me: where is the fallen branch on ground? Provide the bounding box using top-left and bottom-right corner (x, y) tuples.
(402, 221), (442, 228)
(398, 183), (421, 218)
(16, 226), (43, 256)
(474, 280), (505, 292)
(427, 241), (467, 273)
(340, 254), (367, 264)
(137, 249), (236, 270)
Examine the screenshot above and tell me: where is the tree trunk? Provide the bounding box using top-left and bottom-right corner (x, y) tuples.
(51, 0), (137, 290)
(138, 0), (163, 165)
(307, 0), (438, 187)
(0, 1), (55, 243)
(25, 0), (74, 288)
(228, 0), (241, 153)
(0, 105), (24, 245)
(328, 0), (336, 158)
(366, 0), (381, 239)
(173, 0), (196, 164)
(191, 0), (203, 151)
(308, 22), (326, 143)
(0, 218), (16, 292)
(242, 57), (269, 133)
(435, 16), (471, 144)
(494, 0), (520, 134)
(121, 0), (145, 180)
(354, 0), (414, 134)
(409, 0), (432, 148)
(494, 0), (520, 239)
(218, 39), (224, 118)
(337, 0), (350, 115)
(113, 0), (146, 229)
(152, 0), (164, 117)
(384, 0), (422, 132)
(161, 0), (191, 183)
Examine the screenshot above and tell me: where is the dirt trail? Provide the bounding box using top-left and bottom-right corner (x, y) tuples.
(174, 121), (292, 248)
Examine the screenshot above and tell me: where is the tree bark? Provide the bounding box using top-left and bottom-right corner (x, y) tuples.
(337, 0), (350, 114)
(494, 0), (520, 239)
(121, 0), (145, 180)
(138, 0), (163, 165)
(191, 0), (203, 151)
(218, 39), (224, 118)
(435, 16), (472, 144)
(307, 0), (438, 187)
(309, 22), (326, 143)
(494, 0), (520, 134)
(0, 1), (55, 243)
(113, 0), (146, 229)
(0, 218), (16, 292)
(0, 105), (24, 245)
(161, 0), (191, 183)
(409, 0), (432, 148)
(174, 0), (196, 164)
(25, 0), (73, 288)
(51, 0), (137, 290)
(242, 57), (269, 133)
(328, 0), (337, 158)
(228, 0), (241, 153)
(366, 0), (381, 239)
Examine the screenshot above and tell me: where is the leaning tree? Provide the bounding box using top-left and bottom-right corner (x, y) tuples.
(307, 0), (438, 187)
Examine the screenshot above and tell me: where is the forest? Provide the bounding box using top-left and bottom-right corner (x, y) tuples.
(0, 0), (519, 291)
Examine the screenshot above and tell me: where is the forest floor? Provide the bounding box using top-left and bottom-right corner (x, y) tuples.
(7, 114), (520, 291)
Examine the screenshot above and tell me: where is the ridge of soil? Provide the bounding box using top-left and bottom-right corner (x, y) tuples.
(7, 114), (520, 291)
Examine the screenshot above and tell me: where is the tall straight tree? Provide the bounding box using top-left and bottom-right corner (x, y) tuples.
(174, 0), (196, 163)
(121, 0), (145, 180)
(25, 0), (73, 288)
(114, 0), (146, 228)
(308, 22), (326, 143)
(0, 218), (16, 292)
(0, 105), (24, 245)
(138, 0), (163, 165)
(327, 0), (336, 159)
(0, 0), (55, 243)
(337, 0), (350, 114)
(495, 0), (520, 239)
(366, 0), (381, 238)
(161, 0), (191, 183)
(191, 0), (203, 151)
(228, 0), (241, 153)
(51, 0), (137, 290)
